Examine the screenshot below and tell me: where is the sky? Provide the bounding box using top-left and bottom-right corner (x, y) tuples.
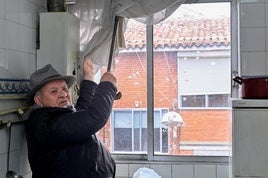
(171, 2), (230, 19)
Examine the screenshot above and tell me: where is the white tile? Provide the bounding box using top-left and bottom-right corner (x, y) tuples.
(266, 3), (268, 27)
(0, 49), (6, 68)
(6, 50), (33, 78)
(28, 53), (36, 76)
(0, 0), (4, 19)
(266, 52), (268, 75)
(5, 0), (18, 22)
(240, 0), (265, 3)
(216, 165), (229, 178)
(240, 3), (265, 27)
(18, 25), (36, 54)
(21, 172), (32, 178)
(18, 0), (33, 27)
(28, 0), (46, 7)
(5, 21), (19, 51)
(129, 164), (150, 177)
(5, 50), (22, 77)
(266, 28), (268, 51)
(8, 150), (21, 172)
(172, 164), (194, 178)
(241, 52), (266, 76)
(0, 154), (8, 178)
(115, 164), (129, 177)
(19, 144), (30, 174)
(194, 165), (216, 178)
(0, 128), (9, 154)
(10, 124), (25, 151)
(240, 27), (265, 52)
(0, 19), (5, 49)
(150, 164), (171, 178)
(18, 0), (40, 28)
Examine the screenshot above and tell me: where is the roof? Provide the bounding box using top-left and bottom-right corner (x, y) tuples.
(124, 17), (230, 49)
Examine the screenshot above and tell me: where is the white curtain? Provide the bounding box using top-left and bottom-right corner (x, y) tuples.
(69, 0), (185, 67)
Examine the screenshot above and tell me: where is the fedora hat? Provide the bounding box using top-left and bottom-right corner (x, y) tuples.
(27, 64), (76, 105)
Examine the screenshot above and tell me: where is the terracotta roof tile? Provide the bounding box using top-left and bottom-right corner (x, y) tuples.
(124, 17), (230, 49)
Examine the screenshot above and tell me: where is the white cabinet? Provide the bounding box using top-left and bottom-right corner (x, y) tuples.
(232, 99), (268, 177)
(37, 12), (79, 76)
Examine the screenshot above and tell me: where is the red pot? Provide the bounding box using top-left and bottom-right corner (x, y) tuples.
(233, 76), (268, 99)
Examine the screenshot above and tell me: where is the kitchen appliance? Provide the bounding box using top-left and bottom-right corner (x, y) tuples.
(231, 99), (268, 177)
(233, 76), (268, 99)
(37, 12), (79, 77)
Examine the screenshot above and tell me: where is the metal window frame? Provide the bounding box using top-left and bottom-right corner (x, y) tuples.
(112, 109), (169, 153)
(113, 0), (236, 164)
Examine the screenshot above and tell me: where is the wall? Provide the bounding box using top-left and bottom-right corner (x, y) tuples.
(116, 162), (229, 178)
(240, 0), (268, 76)
(115, 1), (268, 177)
(0, 0), (263, 178)
(0, 0), (46, 178)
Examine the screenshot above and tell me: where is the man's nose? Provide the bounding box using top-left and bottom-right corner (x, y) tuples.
(59, 90), (68, 98)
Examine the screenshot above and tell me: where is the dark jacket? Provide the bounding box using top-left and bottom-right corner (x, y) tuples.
(25, 80), (117, 178)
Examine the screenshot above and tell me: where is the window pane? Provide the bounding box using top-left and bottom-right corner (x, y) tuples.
(114, 111), (132, 151)
(110, 19), (148, 153)
(134, 111), (147, 151)
(97, 2), (231, 157)
(181, 95), (205, 107)
(208, 94), (230, 107)
(154, 110), (168, 153)
(153, 3), (231, 156)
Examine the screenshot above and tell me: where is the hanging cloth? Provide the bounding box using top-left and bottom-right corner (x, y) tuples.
(69, 0), (185, 66)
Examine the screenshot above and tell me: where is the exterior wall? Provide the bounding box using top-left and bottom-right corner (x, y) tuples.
(180, 110), (230, 142)
(100, 51), (231, 155)
(112, 51), (178, 109)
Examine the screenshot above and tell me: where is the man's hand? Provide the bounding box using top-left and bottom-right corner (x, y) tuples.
(83, 59), (95, 81)
(100, 72), (117, 86)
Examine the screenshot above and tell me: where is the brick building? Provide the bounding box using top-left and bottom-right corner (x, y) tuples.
(99, 16), (231, 156)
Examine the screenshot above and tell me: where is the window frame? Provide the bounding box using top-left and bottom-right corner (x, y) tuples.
(180, 94), (231, 108)
(113, 0), (236, 164)
(111, 108), (169, 153)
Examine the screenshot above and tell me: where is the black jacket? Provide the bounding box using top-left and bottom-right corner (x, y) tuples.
(25, 80), (117, 178)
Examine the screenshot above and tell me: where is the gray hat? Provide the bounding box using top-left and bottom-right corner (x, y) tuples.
(27, 64), (76, 105)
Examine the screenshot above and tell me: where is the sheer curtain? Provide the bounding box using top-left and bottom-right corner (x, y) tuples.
(69, 0), (185, 67)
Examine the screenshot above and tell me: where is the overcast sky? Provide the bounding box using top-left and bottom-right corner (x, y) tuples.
(171, 3), (230, 19)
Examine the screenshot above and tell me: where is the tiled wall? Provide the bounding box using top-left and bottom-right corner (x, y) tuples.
(240, 0), (268, 76)
(115, 162), (229, 178)
(0, 0), (45, 178)
(0, 0), (262, 178)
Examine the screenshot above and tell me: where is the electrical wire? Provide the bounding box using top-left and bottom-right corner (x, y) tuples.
(134, 49), (177, 106)
(163, 50), (178, 92)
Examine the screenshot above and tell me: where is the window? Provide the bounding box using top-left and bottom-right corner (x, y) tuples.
(153, 2), (231, 156)
(98, 2), (232, 160)
(181, 94), (230, 108)
(112, 109), (169, 153)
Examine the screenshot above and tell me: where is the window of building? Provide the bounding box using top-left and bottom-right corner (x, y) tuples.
(180, 94), (230, 108)
(99, 1), (232, 162)
(112, 109), (169, 153)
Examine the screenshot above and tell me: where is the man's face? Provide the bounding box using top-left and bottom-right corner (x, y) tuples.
(34, 80), (72, 108)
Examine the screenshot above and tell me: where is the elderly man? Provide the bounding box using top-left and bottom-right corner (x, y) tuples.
(24, 60), (117, 178)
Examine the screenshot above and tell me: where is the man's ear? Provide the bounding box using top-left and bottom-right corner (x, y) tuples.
(34, 95), (43, 107)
